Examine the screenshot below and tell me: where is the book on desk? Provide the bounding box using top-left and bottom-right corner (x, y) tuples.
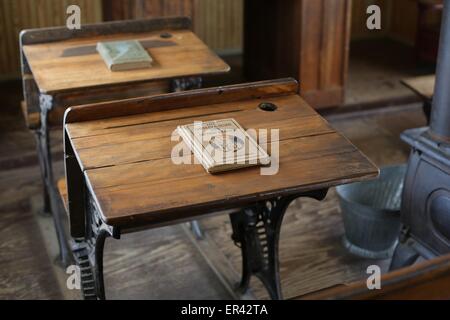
(177, 118), (271, 174)
(96, 40), (153, 71)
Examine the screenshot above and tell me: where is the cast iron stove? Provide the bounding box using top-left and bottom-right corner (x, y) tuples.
(390, 0), (450, 269)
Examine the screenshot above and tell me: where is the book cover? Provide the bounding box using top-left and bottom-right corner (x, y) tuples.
(96, 40), (153, 71)
(177, 118), (270, 173)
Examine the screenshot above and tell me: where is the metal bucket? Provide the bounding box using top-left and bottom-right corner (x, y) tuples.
(336, 165), (407, 259)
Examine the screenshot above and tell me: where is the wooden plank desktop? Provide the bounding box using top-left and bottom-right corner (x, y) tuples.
(402, 75), (435, 101)
(23, 29), (229, 94)
(64, 79), (379, 231)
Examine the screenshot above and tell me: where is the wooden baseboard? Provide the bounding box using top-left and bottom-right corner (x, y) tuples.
(301, 88), (345, 110)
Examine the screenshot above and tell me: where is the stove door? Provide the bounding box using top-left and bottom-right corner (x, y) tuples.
(402, 151), (450, 254)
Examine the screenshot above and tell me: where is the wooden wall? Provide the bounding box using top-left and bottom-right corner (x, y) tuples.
(102, 0), (243, 53)
(0, 0), (102, 79)
(102, 0), (195, 20)
(0, 0), (428, 79)
(194, 0), (243, 54)
(350, 0), (422, 46)
(389, 0), (419, 45)
(244, 0), (352, 109)
(298, 0), (353, 108)
(351, 0), (391, 40)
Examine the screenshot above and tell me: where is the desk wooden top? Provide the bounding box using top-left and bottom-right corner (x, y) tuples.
(64, 79), (378, 230)
(23, 29), (229, 94)
(401, 75), (435, 101)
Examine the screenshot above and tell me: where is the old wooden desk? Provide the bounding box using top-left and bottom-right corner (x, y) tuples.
(62, 79), (378, 300)
(401, 75), (435, 122)
(20, 17), (229, 265)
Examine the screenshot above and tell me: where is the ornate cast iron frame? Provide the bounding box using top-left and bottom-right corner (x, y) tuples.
(35, 78), (201, 268)
(27, 75), (201, 267)
(20, 18), (202, 267)
(229, 189), (328, 300)
(74, 189), (328, 300)
(72, 195), (119, 300)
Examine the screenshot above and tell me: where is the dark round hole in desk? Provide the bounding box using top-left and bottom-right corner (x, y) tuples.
(160, 32), (172, 39)
(259, 102), (278, 112)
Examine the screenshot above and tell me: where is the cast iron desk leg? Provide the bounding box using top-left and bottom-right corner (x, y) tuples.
(34, 131), (51, 215)
(75, 188), (327, 300)
(73, 197), (120, 300)
(35, 95), (54, 216)
(37, 94), (72, 267)
(229, 189), (328, 300)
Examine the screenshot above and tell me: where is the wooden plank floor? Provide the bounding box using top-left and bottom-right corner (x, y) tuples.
(0, 80), (427, 299)
(0, 154), (63, 299)
(345, 39), (435, 107)
(103, 225), (232, 299)
(199, 103), (428, 299)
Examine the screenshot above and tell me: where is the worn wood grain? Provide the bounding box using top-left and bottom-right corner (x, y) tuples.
(84, 132), (355, 187)
(64, 80), (378, 232)
(23, 28), (229, 94)
(19, 16), (229, 132)
(66, 95), (313, 139)
(64, 78), (300, 124)
(103, 223), (232, 300)
(0, 163), (63, 299)
(91, 150), (376, 229)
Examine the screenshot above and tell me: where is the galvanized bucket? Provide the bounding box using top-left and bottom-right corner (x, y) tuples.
(336, 165), (407, 259)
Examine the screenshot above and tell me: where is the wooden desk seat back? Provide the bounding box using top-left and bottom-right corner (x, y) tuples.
(20, 17), (191, 129)
(63, 78), (300, 238)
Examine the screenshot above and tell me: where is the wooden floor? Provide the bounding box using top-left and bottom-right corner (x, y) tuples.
(346, 39), (435, 107)
(201, 103), (427, 299)
(0, 81), (63, 299)
(0, 80), (427, 299)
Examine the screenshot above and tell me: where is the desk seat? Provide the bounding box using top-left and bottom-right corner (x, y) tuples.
(401, 75), (435, 101)
(57, 178), (69, 215)
(401, 75), (435, 121)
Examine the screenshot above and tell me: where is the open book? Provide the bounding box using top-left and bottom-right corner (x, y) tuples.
(177, 118), (270, 173)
